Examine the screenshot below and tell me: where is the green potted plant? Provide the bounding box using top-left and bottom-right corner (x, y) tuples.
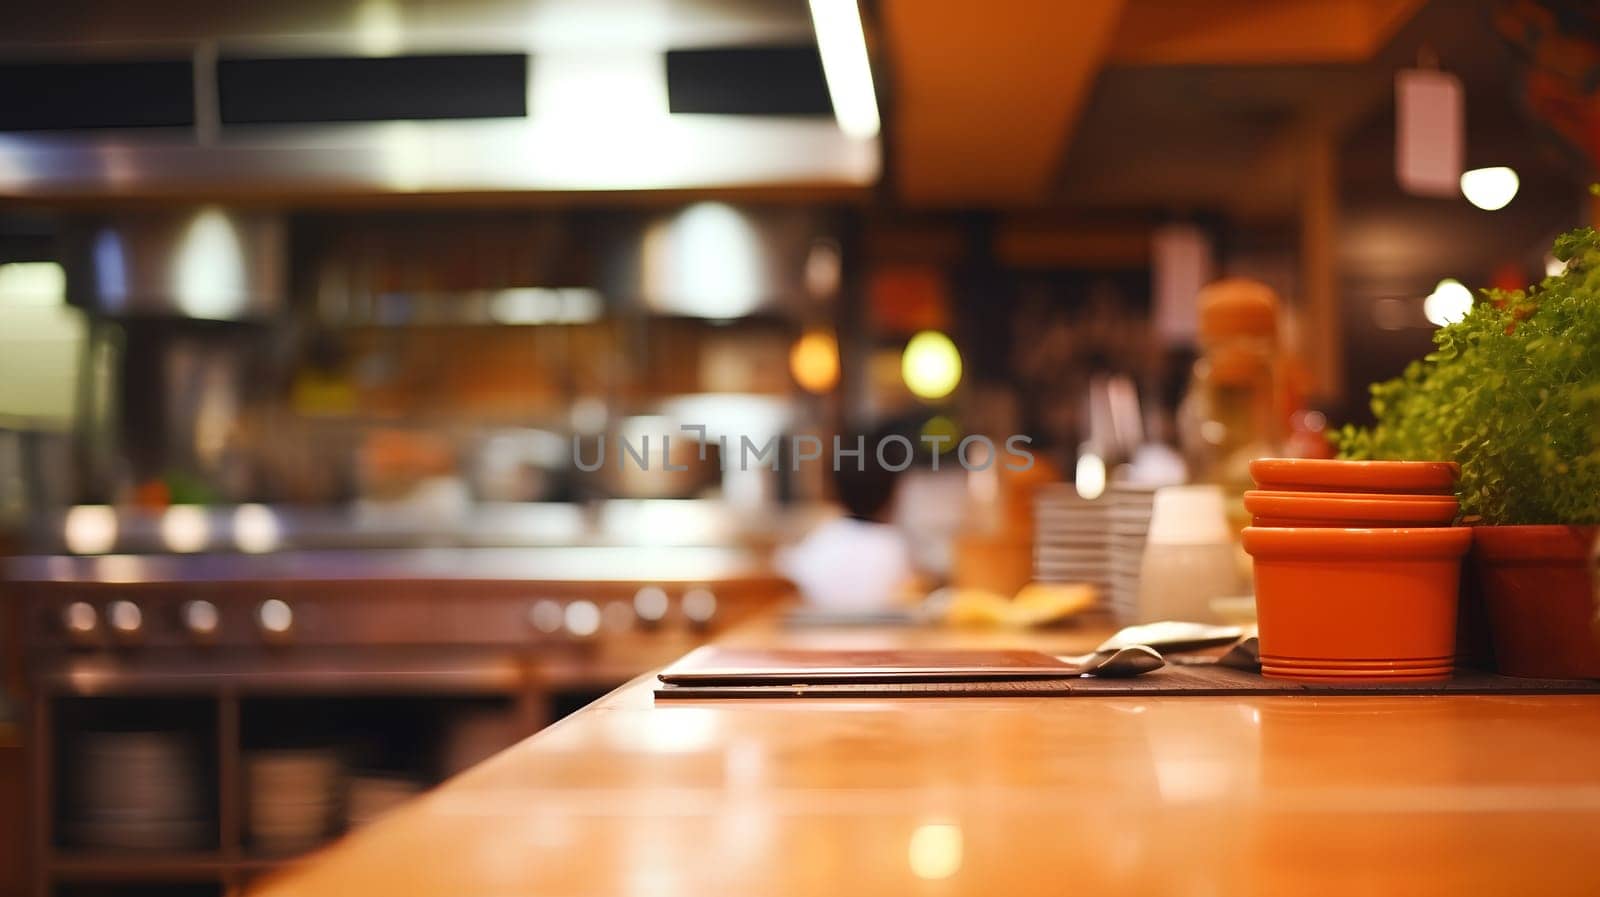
(1337, 223), (1600, 678)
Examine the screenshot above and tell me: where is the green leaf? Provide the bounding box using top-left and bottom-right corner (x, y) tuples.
(1337, 219), (1600, 524)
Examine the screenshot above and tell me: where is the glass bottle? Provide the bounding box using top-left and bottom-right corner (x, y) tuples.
(1177, 278), (1286, 532)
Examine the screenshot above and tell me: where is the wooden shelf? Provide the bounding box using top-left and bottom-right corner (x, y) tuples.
(49, 847), (333, 881)
(236, 849), (327, 872)
(49, 851), (232, 882)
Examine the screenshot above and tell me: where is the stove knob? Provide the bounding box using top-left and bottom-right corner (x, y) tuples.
(106, 600), (143, 642)
(681, 587), (717, 629)
(632, 586), (669, 628)
(257, 599), (294, 640)
(602, 600), (634, 632)
(563, 600), (602, 639)
(62, 601), (99, 644)
(183, 600), (220, 641)
(529, 599), (564, 635)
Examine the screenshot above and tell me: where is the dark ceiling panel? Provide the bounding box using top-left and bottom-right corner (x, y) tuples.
(666, 45), (832, 116)
(218, 54), (527, 125)
(0, 60), (194, 131)
(1055, 63), (1369, 212)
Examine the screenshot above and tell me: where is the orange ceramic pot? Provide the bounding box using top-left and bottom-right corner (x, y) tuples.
(1242, 526), (1472, 682)
(1243, 490), (1458, 528)
(1472, 525), (1600, 679)
(1249, 458), (1459, 495)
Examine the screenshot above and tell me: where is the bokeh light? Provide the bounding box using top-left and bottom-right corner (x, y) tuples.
(907, 822), (963, 880)
(788, 329), (840, 394)
(901, 330), (961, 400)
(1423, 278), (1472, 327)
(1075, 451), (1107, 500)
(233, 503), (282, 554)
(1459, 166), (1519, 211)
(161, 505), (211, 553)
(63, 505), (117, 555)
(919, 415), (961, 453)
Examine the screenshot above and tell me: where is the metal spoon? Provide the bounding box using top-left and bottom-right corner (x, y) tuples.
(1056, 645), (1166, 678)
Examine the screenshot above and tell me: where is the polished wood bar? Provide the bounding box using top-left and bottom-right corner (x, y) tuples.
(248, 622), (1600, 896)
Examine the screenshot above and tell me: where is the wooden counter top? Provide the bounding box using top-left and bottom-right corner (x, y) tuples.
(249, 622), (1600, 896)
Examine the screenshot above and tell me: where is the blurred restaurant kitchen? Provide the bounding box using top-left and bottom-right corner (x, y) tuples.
(1, 1), (1598, 895)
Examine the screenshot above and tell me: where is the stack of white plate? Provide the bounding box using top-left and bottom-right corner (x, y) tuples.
(1033, 485), (1110, 598)
(1107, 483), (1159, 622)
(346, 774), (424, 830)
(247, 749), (341, 853)
(71, 731), (207, 850)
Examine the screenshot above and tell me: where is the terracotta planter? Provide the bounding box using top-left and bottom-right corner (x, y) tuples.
(1242, 526), (1472, 682)
(1249, 458), (1459, 495)
(1243, 490), (1458, 528)
(1454, 566), (1495, 669)
(1472, 525), (1600, 679)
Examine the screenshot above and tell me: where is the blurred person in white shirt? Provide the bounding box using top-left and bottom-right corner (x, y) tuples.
(777, 433), (915, 612)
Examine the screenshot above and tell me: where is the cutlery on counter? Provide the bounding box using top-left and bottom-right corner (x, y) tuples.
(1053, 645), (1166, 678)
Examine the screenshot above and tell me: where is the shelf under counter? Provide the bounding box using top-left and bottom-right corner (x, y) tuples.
(48, 851), (236, 883)
(10, 560), (794, 897)
(47, 846), (378, 886)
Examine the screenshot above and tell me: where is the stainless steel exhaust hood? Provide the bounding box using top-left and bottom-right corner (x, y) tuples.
(0, 2), (880, 198)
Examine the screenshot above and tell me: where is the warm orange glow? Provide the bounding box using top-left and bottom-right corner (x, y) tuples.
(789, 328), (840, 394)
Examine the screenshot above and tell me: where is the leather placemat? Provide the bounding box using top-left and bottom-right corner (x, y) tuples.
(654, 663), (1600, 699)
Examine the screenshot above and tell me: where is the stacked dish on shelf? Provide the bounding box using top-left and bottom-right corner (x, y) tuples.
(1032, 485), (1110, 604)
(1106, 483), (1157, 622)
(70, 731), (207, 851)
(346, 774), (424, 830)
(1241, 459), (1470, 683)
(247, 749), (342, 853)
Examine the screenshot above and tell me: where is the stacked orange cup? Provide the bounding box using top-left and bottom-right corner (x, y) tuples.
(1241, 459), (1472, 683)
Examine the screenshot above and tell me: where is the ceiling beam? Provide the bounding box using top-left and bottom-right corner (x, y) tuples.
(879, 0), (1424, 209)
(1226, 66), (1396, 219)
(994, 220), (1151, 268)
(881, 0), (1128, 207)
(1299, 132), (1342, 401)
(1108, 0), (1426, 65)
